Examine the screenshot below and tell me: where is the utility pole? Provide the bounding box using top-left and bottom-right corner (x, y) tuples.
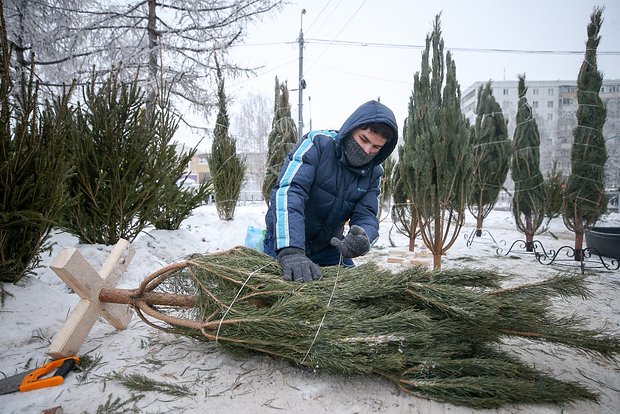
(308, 96), (312, 132)
(298, 9), (306, 141)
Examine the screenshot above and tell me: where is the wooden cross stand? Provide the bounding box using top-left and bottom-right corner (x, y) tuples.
(47, 239), (135, 358)
(48, 239), (197, 359)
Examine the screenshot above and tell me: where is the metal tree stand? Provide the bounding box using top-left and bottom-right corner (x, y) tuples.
(464, 228), (503, 248)
(495, 239), (554, 259)
(535, 245), (620, 274)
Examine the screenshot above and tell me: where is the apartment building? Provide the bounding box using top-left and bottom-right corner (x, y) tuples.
(461, 79), (620, 189)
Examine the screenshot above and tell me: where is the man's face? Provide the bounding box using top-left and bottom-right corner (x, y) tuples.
(351, 127), (387, 156)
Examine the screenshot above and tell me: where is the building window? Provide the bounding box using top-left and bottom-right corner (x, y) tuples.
(547, 101), (554, 108)
(561, 98), (572, 105)
(463, 89), (476, 101)
(547, 113), (553, 120)
(533, 88), (539, 95)
(503, 88), (509, 95)
(548, 88), (555, 95)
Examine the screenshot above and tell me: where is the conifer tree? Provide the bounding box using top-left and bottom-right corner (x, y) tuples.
(400, 14), (473, 269)
(208, 59), (246, 220)
(468, 82), (511, 235)
(0, 5), (74, 284)
(511, 75), (546, 250)
(562, 7), (608, 259)
(262, 77), (297, 205)
(61, 70), (169, 244)
(145, 86), (213, 230)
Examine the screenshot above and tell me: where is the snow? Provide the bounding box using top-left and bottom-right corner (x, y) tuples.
(1, 203), (619, 414)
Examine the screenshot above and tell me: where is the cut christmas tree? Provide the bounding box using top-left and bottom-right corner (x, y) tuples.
(110, 246), (620, 409)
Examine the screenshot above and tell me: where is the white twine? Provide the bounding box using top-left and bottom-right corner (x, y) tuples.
(473, 140), (511, 149)
(513, 145), (540, 153)
(567, 174), (605, 185)
(214, 263), (270, 343)
(574, 124), (603, 133)
(515, 118), (534, 127)
(512, 180), (546, 193)
(300, 254), (343, 365)
(477, 111), (506, 118)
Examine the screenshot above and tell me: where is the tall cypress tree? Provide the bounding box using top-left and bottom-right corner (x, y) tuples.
(208, 59), (246, 221)
(511, 75), (546, 250)
(262, 77), (297, 205)
(562, 7), (608, 259)
(400, 14), (473, 270)
(468, 82), (511, 235)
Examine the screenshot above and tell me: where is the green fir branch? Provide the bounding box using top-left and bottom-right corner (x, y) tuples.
(107, 371), (194, 397)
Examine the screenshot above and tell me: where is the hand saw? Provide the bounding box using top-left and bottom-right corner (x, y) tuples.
(0, 357), (79, 395)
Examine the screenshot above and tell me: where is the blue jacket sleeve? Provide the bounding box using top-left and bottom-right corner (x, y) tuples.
(350, 167), (382, 245)
(273, 137), (319, 251)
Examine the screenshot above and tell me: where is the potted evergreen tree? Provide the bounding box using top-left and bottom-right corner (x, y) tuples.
(562, 7), (608, 261)
(511, 75), (546, 251)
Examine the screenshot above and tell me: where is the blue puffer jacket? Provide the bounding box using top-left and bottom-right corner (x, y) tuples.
(264, 100), (398, 264)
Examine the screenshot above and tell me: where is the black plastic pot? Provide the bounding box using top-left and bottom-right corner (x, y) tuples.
(585, 227), (620, 259)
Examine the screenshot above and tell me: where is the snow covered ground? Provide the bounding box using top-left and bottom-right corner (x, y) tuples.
(1, 203), (618, 414)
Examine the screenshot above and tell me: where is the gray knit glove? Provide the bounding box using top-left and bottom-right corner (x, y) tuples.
(277, 247), (323, 282)
(330, 225), (370, 258)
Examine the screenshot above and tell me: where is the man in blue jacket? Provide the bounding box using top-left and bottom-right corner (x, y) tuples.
(263, 100), (398, 282)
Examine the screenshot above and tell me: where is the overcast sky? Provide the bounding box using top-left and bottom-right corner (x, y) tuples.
(183, 0), (620, 151)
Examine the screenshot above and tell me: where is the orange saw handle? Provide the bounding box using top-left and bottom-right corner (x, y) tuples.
(20, 357), (79, 392)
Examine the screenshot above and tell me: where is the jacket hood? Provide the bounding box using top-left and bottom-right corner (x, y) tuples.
(336, 100), (398, 168)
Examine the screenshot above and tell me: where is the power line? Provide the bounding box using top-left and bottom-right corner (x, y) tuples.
(306, 0), (344, 38)
(306, 0), (368, 75)
(237, 38), (620, 56)
(305, 0), (334, 35)
(304, 38), (620, 55)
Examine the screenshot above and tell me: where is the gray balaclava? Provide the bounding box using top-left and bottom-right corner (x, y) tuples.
(336, 100), (398, 171)
(342, 133), (377, 167)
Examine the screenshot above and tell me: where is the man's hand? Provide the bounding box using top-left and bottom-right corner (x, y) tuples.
(277, 248), (322, 282)
(330, 225), (370, 258)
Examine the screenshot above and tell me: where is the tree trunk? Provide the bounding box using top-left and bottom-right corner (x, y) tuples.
(433, 210), (442, 270)
(99, 288), (196, 308)
(146, 0), (158, 112)
(525, 233), (534, 252)
(574, 231), (584, 261)
(433, 252), (442, 270)
(525, 214), (534, 251)
(408, 213), (416, 252)
(476, 215), (484, 237)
